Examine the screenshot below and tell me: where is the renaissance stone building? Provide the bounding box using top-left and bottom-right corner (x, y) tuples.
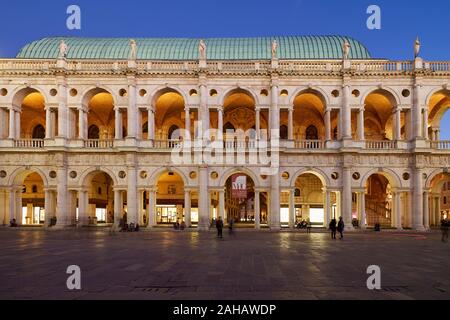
(0, 36), (449, 231)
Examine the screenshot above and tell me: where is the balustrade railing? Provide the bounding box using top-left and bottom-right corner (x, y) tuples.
(14, 139), (44, 148)
(294, 140), (325, 150)
(430, 140), (450, 149)
(365, 140), (397, 150)
(83, 139), (114, 149)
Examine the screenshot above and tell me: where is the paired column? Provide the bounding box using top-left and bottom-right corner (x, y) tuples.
(127, 82), (137, 138)
(288, 107), (294, 140)
(114, 189), (123, 226)
(56, 167), (70, 227)
(255, 108), (260, 140)
(423, 190), (430, 230)
(198, 165), (209, 230)
(78, 107), (87, 139)
(323, 189), (331, 227)
(218, 189), (225, 223)
(412, 168), (425, 230)
(147, 107), (155, 142)
(254, 190), (261, 229)
(57, 81), (69, 139)
(422, 108), (429, 140)
(8, 107), (16, 139)
(413, 84), (422, 138)
(357, 108), (365, 140)
(288, 189), (295, 228)
(217, 107), (224, 140)
(185, 107), (191, 139)
(127, 166), (138, 224)
(148, 188), (157, 227)
(342, 167), (353, 228)
(324, 109), (331, 141)
(393, 191), (403, 230)
(45, 107), (52, 139)
(359, 191), (366, 229)
(269, 83), (280, 230)
(77, 189), (89, 226)
(342, 85), (351, 139)
(115, 107), (123, 140)
(394, 107), (402, 141)
(184, 190), (192, 227)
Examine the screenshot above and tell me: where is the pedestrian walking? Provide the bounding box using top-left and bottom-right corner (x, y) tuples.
(337, 217), (345, 240)
(216, 216), (224, 239)
(329, 218), (337, 239)
(228, 218), (235, 236)
(441, 218), (449, 243)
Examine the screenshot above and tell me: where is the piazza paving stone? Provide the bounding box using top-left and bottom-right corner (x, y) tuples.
(0, 228), (449, 300)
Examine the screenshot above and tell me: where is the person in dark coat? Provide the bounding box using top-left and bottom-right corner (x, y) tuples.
(337, 217), (345, 240)
(216, 216), (224, 239)
(441, 218), (449, 243)
(329, 218), (337, 239)
(228, 218), (234, 236)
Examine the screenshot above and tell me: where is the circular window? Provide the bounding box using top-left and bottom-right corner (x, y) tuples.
(118, 171), (127, 179)
(49, 171), (57, 179)
(331, 172), (339, 180)
(69, 171), (77, 179)
(209, 89), (218, 97)
(402, 172), (410, 181)
(210, 172), (218, 179)
(422, 173), (428, 180)
(280, 90), (289, 97)
(0, 88), (7, 96)
(402, 89), (411, 97)
(260, 175), (267, 180)
(139, 89), (147, 97)
(352, 90), (360, 98)
(189, 171), (197, 179)
(140, 171), (148, 179)
(119, 89), (128, 97)
(189, 89), (198, 96)
(69, 88), (78, 97)
(50, 89), (58, 97)
(352, 172), (361, 180)
(331, 90), (340, 98)
(0, 170), (6, 178)
(282, 172), (290, 180)
(260, 89), (269, 97)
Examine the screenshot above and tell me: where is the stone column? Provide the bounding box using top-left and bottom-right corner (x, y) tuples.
(342, 167), (353, 228)
(423, 108), (429, 140)
(200, 83), (209, 139)
(8, 109), (16, 139)
(45, 107), (52, 139)
(127, 166), (138, 224)
(127, 82), (137, 138)
(44, 189), (52, 227)
(148, 188), (157, 227)
(115, 108), (122, 140)
(185, 107), (191, 139)
(288, 107), (294, 140)
(78, 190), (89, 226)
(394, 108), (402, 141)
(184, 190), (191, 227)
(217, 107), (224, 140)
(357, 108), (365, 140)
(218, 189), (225, 223)
(289, 189), (295, 228)
(113, 189), (123, 226)
(56, 167), (70, 227)
(8, 188), (16, 223)
(360, 191), (366, 229)
(413, 84), (422, 138)
(57, 81), (69, 139)
(15, 189), (22, 225)
(138, 189), (145, 225)
(78, 108), (87, 139)
(325, 109), (331, 141)
(15, 110), (21, 139)
(198, 165), (209, 230)
(423, 190), (430, 230)
(323, 189), (331, 227)
(0, 108), (6, 139)
(255, 108), (260, 140)
(147, 108), (155, 142)
(342, 85), (351, 139)
(254, 190), (261, 229)
(413, 168), (425, 230)
(269, 83), (280, 230)
(394, 191), (402, 230)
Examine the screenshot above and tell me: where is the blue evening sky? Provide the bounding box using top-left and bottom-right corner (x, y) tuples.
(1, 0), (449, 137)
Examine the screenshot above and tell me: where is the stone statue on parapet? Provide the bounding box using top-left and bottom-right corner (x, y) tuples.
(342, 40), (351, 60)
(414, 37), (421, 58)
(271, 40), (278, 59)
(199, 39), (207, 60)
(129, 39), (137, 60)
(59, 40), (68, 59)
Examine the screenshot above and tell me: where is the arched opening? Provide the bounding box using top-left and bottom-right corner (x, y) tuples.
(32, 124), (45, 139)
(88, 125), (100, 139)
(222, 89), (264, 142)
(80, 171), (117, 226)
(12, 89), (53, 140)
(428, 89), (450, 141)
(363, 90), (400, 141)
(221, 173), (266, 226)
(86, 90), (117, 140)
(293, 90), (327, 142)
(280, 125), (288, 140)
(283, 173), (327, 227)
(154, 90), (189, 146)
(20, 172), (45, 225)
(155, 171), (190, 225)
(429, 172), (450, 226)
(365, 174), (393, 227)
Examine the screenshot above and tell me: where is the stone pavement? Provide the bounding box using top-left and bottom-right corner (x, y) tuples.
(0, 228), (449, 300)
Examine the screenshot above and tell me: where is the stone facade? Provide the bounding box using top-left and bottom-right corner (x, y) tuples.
(0, 41), (450, 231)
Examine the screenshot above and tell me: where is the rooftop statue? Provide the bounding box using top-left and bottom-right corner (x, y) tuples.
(199, 40), (206, 60)
(271, 40), (278, 59)
(59, 40), (68, 59)
(129, 39), (137, 60)
(343, 40), (351, 60)
(414, 37), (421, 58)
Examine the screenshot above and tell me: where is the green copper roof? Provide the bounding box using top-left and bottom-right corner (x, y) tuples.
(17, 36), (371, 60)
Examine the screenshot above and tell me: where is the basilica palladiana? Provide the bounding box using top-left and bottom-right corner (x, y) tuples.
(0, 36), (449, 231)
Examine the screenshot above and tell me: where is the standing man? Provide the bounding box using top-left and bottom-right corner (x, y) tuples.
(441, 218), (449, 243)
(337, 217), (345, 240)
(216, 216), (224, 239)
(329, 218), (337, 240)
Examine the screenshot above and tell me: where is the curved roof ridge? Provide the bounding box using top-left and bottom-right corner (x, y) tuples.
(16, 35), (371, 60)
